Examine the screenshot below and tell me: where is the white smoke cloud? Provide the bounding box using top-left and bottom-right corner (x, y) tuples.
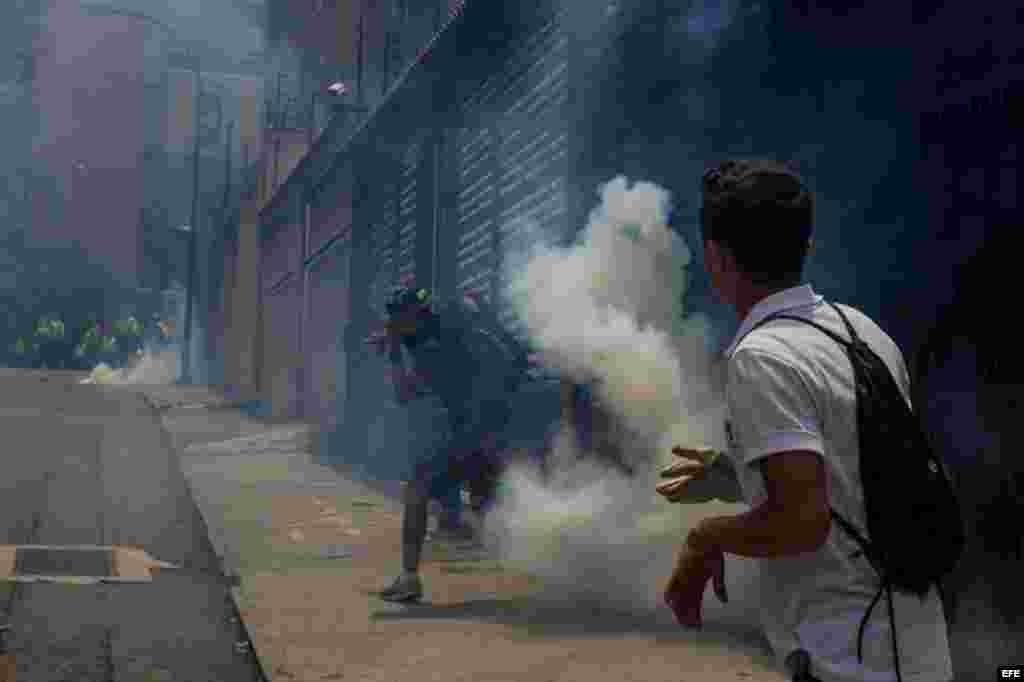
(485, 176), (756, 621)
(502, 176), (721, 466)
(80, 346), (180, 386)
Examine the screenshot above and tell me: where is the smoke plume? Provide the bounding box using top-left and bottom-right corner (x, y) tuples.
(81, 292), (184, 386)
(486, 176), (757, 622)
(80, 346), (180, 385)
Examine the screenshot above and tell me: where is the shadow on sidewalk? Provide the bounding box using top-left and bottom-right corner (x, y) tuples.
(367, 592), (768, 650)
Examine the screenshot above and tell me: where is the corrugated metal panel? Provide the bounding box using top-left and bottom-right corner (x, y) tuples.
(451, 9), (569, 348)
(365, 179), (400, 320)
(363, 136), (425, 320)
(396, 141), (422, 288)
(453, 124), (497, 302)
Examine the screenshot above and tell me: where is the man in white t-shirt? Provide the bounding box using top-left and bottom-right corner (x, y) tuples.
(656, 159), (953, 682)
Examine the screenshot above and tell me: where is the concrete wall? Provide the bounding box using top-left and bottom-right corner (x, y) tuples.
(223, 198), (263, 399)
(261, 274), (302, 416)
(302, 238), (351, 425)
(32, 3), (149, 286)
(263, 130), (309, 205)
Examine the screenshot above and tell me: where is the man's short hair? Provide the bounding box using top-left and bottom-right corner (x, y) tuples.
(700, 158), (814, 288)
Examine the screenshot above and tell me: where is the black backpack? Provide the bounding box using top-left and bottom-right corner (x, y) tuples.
(744, 302), (964, 682)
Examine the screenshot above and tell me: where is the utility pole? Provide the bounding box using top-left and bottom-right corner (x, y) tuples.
(182, 60), (201, 383)
(222, 120), (235, 212)
(309, 88), (317, 148)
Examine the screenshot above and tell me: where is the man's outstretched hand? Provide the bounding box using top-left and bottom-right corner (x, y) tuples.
(664, 527), (728, 629)
(656, 447), (722, 503)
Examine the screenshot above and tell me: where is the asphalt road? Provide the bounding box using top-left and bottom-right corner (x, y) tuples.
(0, 369), (264, 681)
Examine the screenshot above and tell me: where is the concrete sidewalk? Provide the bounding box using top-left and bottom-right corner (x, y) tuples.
(145, 383), (785, 682)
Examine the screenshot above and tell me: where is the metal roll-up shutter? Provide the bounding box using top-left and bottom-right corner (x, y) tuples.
(494, 10), (570, 347)
(366, 137), (426, 320)
(397, 141), (423, 288)
(365, 176), (400, 322)
(452, 122), (497, 302)
(450, 8), (569, 353)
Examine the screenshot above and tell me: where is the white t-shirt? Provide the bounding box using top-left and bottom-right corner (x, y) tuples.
(722, 284), (953, 682)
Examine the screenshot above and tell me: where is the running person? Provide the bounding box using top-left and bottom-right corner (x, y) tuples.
(366, 286), (529, 602)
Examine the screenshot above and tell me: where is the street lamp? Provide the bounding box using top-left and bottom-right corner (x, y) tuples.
(78, 2), (203, 384)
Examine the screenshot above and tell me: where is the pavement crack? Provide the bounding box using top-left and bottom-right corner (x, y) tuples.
(29, 511), (42, 545)
(95, 436), (107, 547)
(102, 626), (115, 682)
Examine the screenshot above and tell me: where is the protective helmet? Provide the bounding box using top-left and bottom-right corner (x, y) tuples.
(384, 285), (432, 315)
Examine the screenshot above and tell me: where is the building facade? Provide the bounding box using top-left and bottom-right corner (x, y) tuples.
(31, 2), (153, 288)
(249, 0), (573, 445)
(0, 0), (266, 373)
(245, 0), (469, 419)
(0, 1), (46, 239)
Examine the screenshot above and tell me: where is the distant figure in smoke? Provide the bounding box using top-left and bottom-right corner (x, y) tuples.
(365, 285), (529, 603)
(657, 159), (953, 682)
(567, 380), (637, 478)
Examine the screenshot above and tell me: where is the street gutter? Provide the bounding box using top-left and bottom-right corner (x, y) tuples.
(147, 395), (270, 682)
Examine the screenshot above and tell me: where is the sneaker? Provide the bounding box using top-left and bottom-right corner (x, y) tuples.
(378, 573), (423, 603)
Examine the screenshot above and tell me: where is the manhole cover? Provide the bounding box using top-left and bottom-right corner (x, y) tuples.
(15, 547), (114, 577)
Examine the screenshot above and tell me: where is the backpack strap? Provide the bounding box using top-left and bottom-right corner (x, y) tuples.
(742, 302), (861, 347)
(748, 311), (853, 349)
(827, 303), (862, 342)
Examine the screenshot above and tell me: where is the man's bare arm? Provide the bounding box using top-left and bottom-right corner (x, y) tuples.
(688, 450), (831, 558)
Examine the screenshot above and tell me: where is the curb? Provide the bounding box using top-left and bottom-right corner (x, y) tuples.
(145, 393), (271, 682)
